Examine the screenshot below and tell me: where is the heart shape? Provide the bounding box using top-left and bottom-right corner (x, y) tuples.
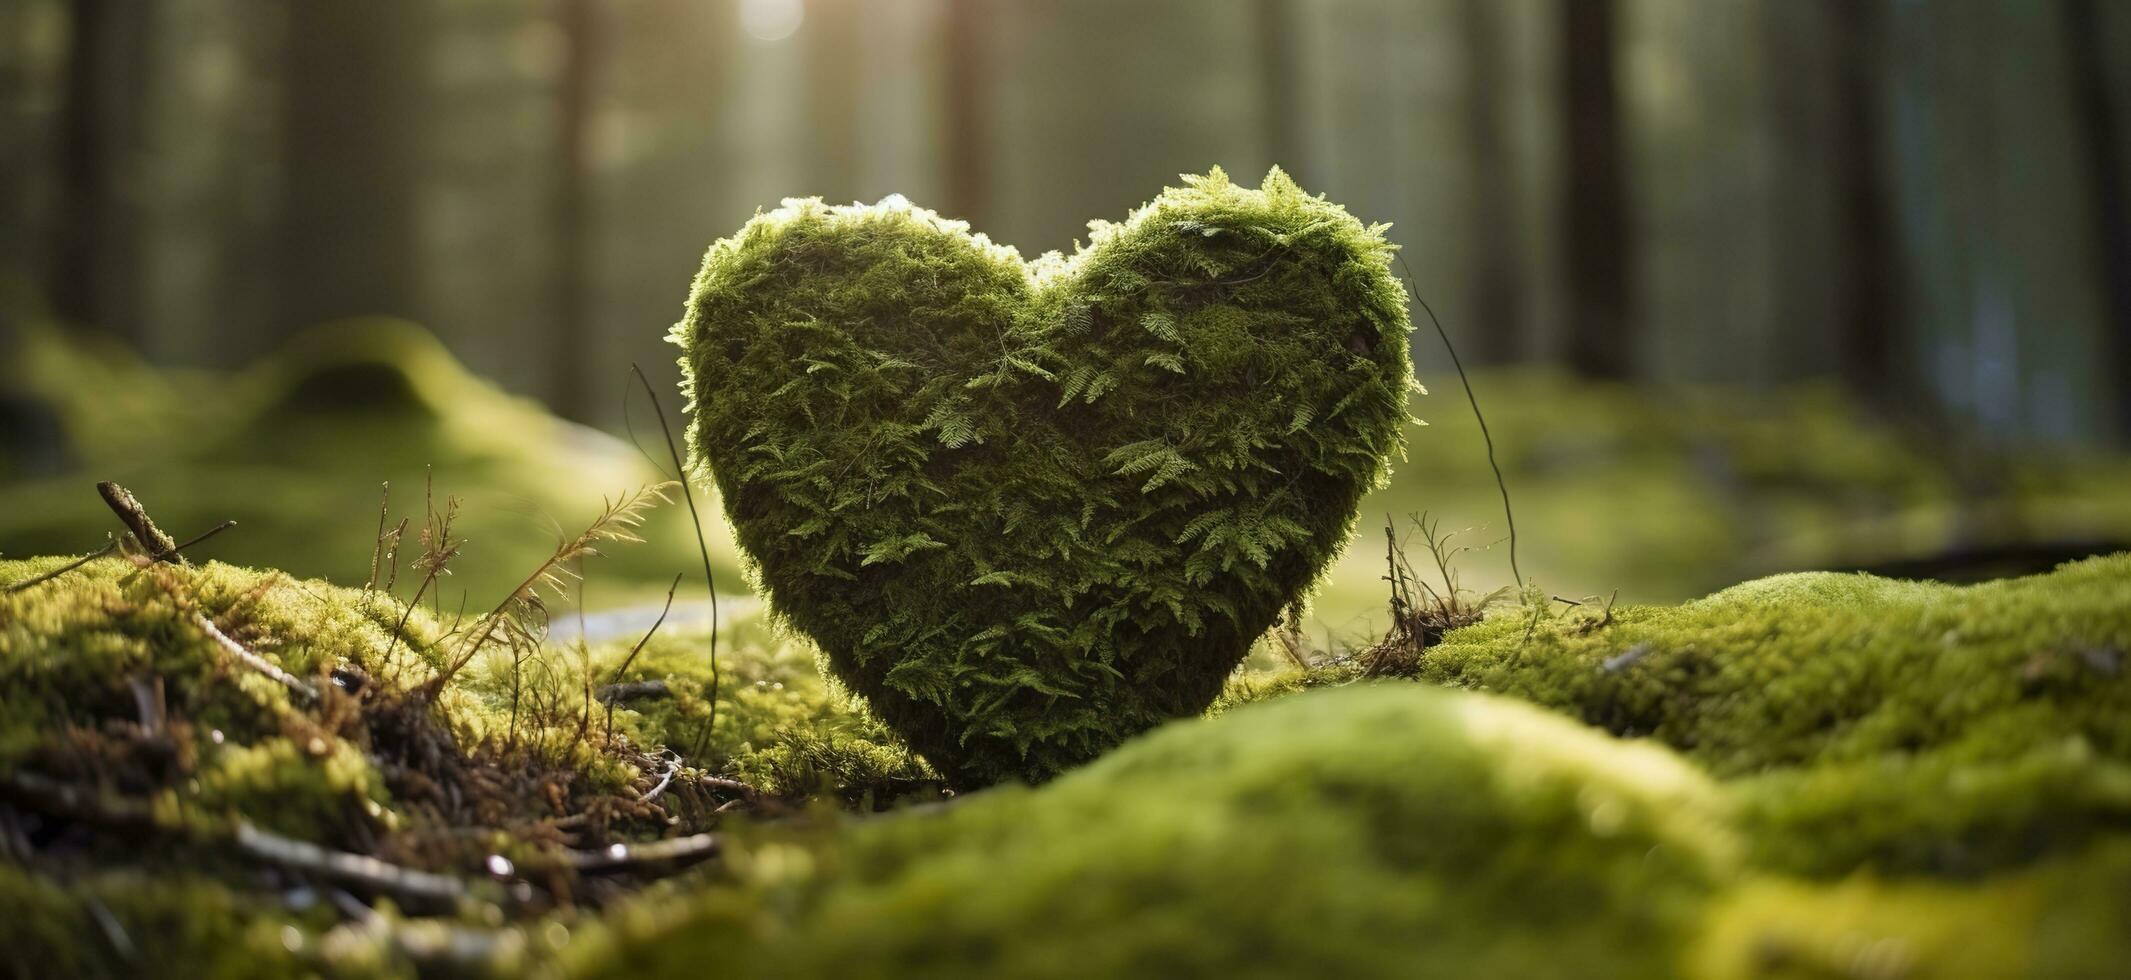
(677, 168), (1414, 786)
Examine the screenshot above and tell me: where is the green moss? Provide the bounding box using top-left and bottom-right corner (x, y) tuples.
(1396, 553), (2131, 875)
(1691, 843), (2131, 979)
(1731, 739), (2131, 878)
(1415, 555), (2131, 774)
(0, 552), (761, 974)
(0, 555), (454, 845)
(0, 864), (331, 980)
(677, 168), (1415, 787)
(589, 612), (938, 805)
(573, 684), (1733, 979)
(11, 549), (2131, 976)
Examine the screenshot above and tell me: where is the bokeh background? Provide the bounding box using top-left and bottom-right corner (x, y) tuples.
(2, 0), (2128, 642)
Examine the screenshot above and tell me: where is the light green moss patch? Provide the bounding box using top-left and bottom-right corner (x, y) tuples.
(1691, 842), (2131, 979)
(0, 864), (330, 980)
(1412, 555), (2131, 775)
(588, 612), (938, 805)
(574, 684), (1734, 979)
(1731, 738), (2131, 878)
(1364, 553), (2131, 877)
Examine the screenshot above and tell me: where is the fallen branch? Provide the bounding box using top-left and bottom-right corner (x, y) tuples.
(639, 753), (681, 804)
(0, 771), (157, 829)
(2, 771), (478, 906)
(233, 822), (467, 903)
(604, 573), (681, 734)
(3, 539), (117, 594)
(697, 775), (759, 799)
(630, 365), (721, 758)
(596, 679), (672, 704)
(97, 482), (181, 564)
(168, 520), (238, 560)
(193, 610), (320, 702)
(566, 831), (721, 872)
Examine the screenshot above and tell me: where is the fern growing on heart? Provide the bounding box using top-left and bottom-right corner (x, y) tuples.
(675, 167), (1416, 787)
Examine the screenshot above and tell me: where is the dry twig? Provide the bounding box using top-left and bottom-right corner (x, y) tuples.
(631, 364), (722, 759)
(604, 574), (681, 734)
(193, 609), (321, 702)
(565, 831), (721, 872)
(97, 482), (181, 564)
(3, 538), (117, 594)
(432, 483), (672, 692)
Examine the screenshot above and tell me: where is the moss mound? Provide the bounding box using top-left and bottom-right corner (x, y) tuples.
(0, 554), (450, 842)
(677, 168), (1414, 787)
(1346, 553), (2131, 876)
(577, 684), (1734, 979)
(0, 551), (759, 972)
(0, 864), (325, 980)
(0, 318), (738, 607)
(1690, 842), (2131, 979)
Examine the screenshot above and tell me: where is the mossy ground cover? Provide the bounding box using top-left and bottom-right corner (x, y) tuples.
(0, 547), (778, 977)
(6, 542), (2131, 977)
(570, 683), (1737, 980)
(0, 318), (742, 608)
(1412, 553), (2131, 878)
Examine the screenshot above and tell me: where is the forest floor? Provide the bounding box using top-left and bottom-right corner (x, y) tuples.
(6, 320), (2131, 976)
(1, 482), (2128, 977)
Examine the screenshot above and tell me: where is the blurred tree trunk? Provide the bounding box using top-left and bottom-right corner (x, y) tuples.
(941, 0), (990, 227)
(52, 0), (149, 340)
(1759, 0), (1834, 382)
(1829, 0), (1906, 411)
(277, 0), (426, 336)
(1461, 0), (1522, 363)
(1558, 0), (1633, 379)
(1253, 0), (1302, 179)
(806, 0), (863, 202)
(2061, 0), (2131, 442)
(551, 0), (597, 422)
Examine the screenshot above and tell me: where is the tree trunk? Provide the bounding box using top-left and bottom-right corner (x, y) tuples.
(2061, 0), (2131, 442)
(277, 0), (426, 338)
(1461, 0), (1523, 363)
(1829, 0), (1906, 410)
(806, 0), (863, 202)
(941, 0), (991, 227)
(1558, 0), (1633, 379)
(550, 0), (597, 422)
(1253, 0), (1303, 179)
(52, 0), (150, 341)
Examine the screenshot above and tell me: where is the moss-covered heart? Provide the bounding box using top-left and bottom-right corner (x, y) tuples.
(676, 168), (1414, 786)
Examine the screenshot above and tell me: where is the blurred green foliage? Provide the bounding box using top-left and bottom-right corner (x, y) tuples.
(1308, 370), (2131, 635)
(0, 316), (742, 609)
